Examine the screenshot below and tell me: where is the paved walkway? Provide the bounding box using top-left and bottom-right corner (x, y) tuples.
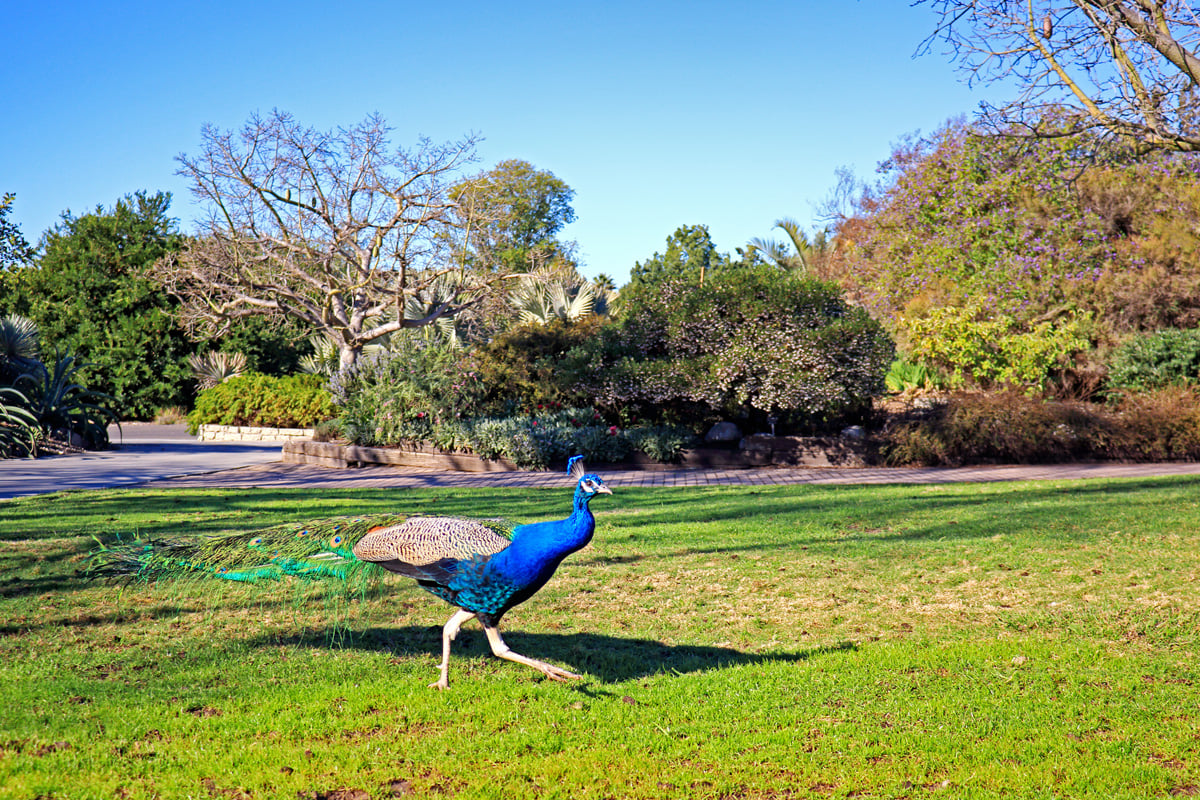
(3, 423), (1200, 500)
(0, 423), (287, 500)
(141, 458), (1200, 491)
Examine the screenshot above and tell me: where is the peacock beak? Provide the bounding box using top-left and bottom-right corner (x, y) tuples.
(597, 485), (612, 494)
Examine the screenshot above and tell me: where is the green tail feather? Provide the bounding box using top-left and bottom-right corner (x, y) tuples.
(87, 515), (411, 587)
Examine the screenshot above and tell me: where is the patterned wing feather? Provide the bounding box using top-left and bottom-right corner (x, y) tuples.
(351, 516), (513, 566)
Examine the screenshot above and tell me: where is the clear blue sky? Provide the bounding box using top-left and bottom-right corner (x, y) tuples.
(3, 0), (1003, 285)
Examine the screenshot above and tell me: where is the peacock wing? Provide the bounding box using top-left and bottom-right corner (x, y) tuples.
(351, 516), (513, 567)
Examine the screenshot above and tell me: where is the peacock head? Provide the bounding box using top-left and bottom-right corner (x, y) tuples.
(568, 455), (612, 502)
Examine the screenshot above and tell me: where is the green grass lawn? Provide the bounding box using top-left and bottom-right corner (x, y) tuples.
(1, 477), (1198, 799)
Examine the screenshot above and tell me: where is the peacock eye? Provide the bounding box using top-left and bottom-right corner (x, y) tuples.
(250, 537), (264, 546)
(330, 535), (343, 546)
(298, 530), (309, 537)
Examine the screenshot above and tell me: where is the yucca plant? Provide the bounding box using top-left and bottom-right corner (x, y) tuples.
(0, 385), (38, 458)
(188, 351), (248, 390)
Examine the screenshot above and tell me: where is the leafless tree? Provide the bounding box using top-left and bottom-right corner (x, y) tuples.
(153, 111), (517, 371)
(916, 1), (1200, 151)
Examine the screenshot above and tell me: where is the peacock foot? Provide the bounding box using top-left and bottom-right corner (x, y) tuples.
(527, 659), (583, 682)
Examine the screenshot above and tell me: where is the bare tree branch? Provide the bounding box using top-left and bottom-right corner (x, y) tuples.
(152, 111), (518, 370)
(915, 0), (1200, 151)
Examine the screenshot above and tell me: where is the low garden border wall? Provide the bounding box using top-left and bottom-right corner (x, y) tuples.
(281, 434), (870, 471)
(198, 424), (316, 442)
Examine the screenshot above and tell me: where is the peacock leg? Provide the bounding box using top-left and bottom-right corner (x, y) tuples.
(481, 621), (582, 682)
(431, 608), (476, 690)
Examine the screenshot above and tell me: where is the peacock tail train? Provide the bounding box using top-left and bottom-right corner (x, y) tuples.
(86, 513), (516, 589)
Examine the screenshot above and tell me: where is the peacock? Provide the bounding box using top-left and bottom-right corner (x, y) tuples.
(88, 456), (612, 689)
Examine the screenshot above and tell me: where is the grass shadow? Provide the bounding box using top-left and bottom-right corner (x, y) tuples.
(256, 625), (856, 684)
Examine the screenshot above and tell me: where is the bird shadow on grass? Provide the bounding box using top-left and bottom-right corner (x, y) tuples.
(259, 625), (857, 684)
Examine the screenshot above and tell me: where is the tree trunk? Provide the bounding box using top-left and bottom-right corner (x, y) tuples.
(338, 343), (361, 373)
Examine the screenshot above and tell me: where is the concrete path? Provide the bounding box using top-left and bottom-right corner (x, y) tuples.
(140, 458), (1200, 492)
(3, 423), (1200, 500)
(0, 423), (289, 500)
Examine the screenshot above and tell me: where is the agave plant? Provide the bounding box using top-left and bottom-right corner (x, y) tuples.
(17, 353), (119, 450)
(188, 351), (248, 390)
(0, 385), (38, 458)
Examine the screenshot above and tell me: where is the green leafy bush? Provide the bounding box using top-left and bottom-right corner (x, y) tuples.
(570, 266), (893, 432)
(902, 304), (1090, 391)
(330, 338), (483, 446)
(1107, 328), (1200, 391)
(467, 317), (603, 414)
(186, 373), (336, 434)
(884, 359), (948, 394)
(624, 424), (698, 462)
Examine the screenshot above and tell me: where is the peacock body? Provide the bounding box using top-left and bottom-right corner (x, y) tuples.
(89, 459), (613, 689)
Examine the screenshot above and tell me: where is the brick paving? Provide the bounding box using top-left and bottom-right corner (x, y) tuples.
(141, 459), (1200, 491)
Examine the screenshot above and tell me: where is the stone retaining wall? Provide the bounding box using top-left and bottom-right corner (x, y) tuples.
(198, 424), (316, 442)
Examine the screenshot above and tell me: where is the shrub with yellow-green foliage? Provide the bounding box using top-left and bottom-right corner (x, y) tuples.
(186, 373), (336, 434)
(901, 304), (1091, 391)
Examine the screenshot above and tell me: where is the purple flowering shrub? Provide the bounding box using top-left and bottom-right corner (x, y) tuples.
(826, 116), (1200, 388)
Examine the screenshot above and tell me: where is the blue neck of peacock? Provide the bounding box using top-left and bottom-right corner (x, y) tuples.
(559, 490), (597, 551)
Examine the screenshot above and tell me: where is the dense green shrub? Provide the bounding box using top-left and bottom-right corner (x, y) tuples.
(881, 388), (1200, 466)
(467, 317), (603, 414)
(330, 338), (484, 446)
(186, 373), (336, 433)
(1107, 328), (1200, 391)
(902, 304), (1091, 390)
(569, 266), (893, 432)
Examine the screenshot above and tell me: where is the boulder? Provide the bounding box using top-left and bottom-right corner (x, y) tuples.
(704, 422), (742, 443)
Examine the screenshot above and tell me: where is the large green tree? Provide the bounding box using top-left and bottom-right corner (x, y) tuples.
(0, 193), (33, 269)
(16, 192), (192, 418)
(628, 224), (733, 291)
(449, 158), (578, 273)
(447, 158), (586, 337)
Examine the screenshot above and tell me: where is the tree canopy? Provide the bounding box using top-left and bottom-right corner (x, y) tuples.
(917, 0), (1200, 151)
(449, 158), (577, 273)
(628, 224), (733, 291)
(153, 110), (510, 371)
(0, 193), (33, 269)
(7, 192), (192, 417)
